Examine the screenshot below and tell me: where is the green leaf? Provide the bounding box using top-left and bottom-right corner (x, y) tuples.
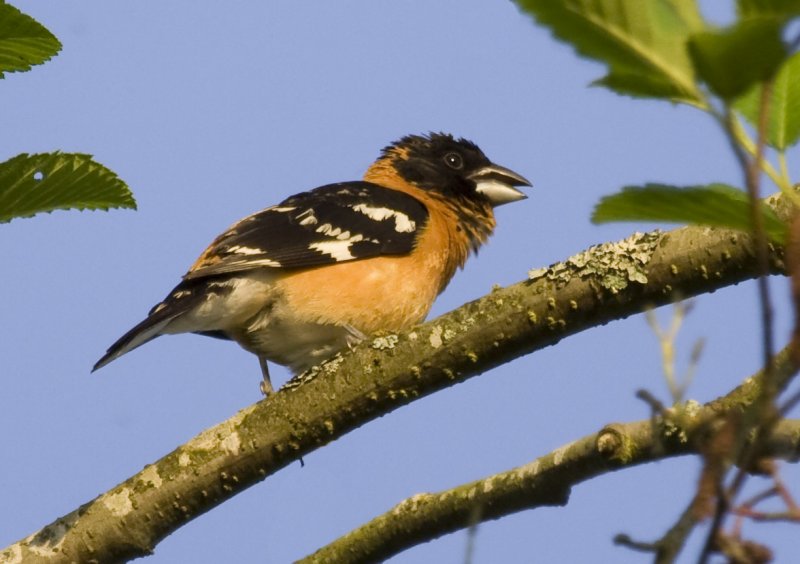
(735, 51), (800, 150)
(738, 0), (800, 18)
(0, 2), (61, 78)
(0, 152), (136, 223)
(513, 0), (706, 105)
(591, 183), (787, 244)
(688, 18), (787, 100)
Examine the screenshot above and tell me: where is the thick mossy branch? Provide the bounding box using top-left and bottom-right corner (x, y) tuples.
(300, 348), (800, 564)
(0, 220), (786, 563)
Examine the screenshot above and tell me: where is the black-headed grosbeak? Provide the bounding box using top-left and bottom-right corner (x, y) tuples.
(93, 133), (530, 394)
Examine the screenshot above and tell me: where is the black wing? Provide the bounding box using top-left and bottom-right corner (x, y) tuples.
(185, 181), (429, 279)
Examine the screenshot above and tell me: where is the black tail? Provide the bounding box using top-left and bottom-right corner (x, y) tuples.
(92, 281), (208, 372)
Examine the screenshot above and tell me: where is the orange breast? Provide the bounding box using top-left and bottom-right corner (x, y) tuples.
(273, 211), (456, 334)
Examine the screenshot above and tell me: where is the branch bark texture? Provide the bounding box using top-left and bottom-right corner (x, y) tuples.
(300, 347), (800, 563)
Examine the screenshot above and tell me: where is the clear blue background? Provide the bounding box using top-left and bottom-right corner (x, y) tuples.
(3, 2), (798, 562)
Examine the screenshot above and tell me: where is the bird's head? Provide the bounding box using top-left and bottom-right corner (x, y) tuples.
(371, 132), (531, 207)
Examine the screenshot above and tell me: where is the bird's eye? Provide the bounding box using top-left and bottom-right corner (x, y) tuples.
(443, 152), (464, 170)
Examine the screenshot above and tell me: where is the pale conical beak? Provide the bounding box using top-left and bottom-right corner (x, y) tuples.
(469, 163), (531, 206)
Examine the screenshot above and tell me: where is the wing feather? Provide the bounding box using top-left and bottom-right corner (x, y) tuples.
(185, 181), (428, 279)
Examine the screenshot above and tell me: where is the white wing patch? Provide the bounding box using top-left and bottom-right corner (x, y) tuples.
(239, 258), (283, 267)
(350, 203), (416, 233)
(297, 209), (318, 226)
(316, 223), (371, 242)
(308, 228), (378, 261)
(228, 245), (266, 256)
(309, 240), (356, 261)
(225, 245), (282, 267)
(316, 223), (344, 238)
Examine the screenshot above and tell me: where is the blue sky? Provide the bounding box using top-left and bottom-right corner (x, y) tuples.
(3, 2), (798, 562)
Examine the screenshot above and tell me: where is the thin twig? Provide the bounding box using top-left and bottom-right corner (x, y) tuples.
(698, 81), (777, 564)
(748, 83), (776, 374)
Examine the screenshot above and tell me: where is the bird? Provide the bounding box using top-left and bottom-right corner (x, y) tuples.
(93, 133), (530, 394)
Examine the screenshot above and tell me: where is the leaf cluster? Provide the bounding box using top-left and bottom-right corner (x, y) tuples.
(515, 0), (800, 237)
(514, 1), (800, 560)
(0, 2), (134, 223)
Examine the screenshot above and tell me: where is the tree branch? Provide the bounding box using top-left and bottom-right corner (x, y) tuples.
(299, 419), (800, 564)
(300, 348), (800, 563)
(1, 218), (786, 563)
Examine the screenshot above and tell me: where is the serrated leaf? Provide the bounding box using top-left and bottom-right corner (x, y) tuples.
(0, 2), (61, 78)
(735, 51), (800, 150)
(513, 0), (706, 105)
(594, 71), (695, 100)
(738, 0), (800, 18)
(0, 152), (136, 223)
(688, 18), (787, 100)
(592, 183), (787, 244)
